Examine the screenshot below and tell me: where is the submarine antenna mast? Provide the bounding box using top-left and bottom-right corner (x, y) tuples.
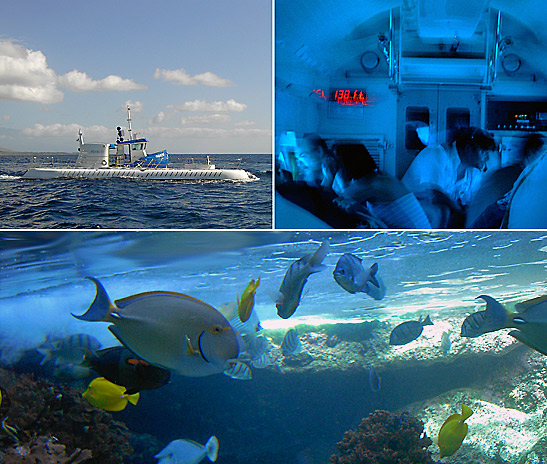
(126, 105), (133, 158)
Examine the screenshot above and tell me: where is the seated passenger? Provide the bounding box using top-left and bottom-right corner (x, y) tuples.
(467, 133), (545, 228)
(332, 143), (431, 229)
(294, 133), (338, 188)
(402, 126), (496, 227)
(504, 135), (547, 228)
(402, 126), (496, 206)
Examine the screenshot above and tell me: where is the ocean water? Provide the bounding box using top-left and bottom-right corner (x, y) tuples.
(0, 153), (272, 229)
(2, 230), (547, 463)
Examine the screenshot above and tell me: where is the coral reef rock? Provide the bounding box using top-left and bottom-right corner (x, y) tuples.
(1, 436), (92, 463)
(329, 409), (436, 464)
(0, 367), (133, 464)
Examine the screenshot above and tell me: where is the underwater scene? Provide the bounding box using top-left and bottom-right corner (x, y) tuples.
(2, 230), (547, 463)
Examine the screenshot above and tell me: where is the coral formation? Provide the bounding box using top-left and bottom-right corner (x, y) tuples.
(329, 409), (436, 464)
(0, 367), (133, 464)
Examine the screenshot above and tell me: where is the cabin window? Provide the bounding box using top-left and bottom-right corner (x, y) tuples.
(131, 143), (144, 151)
(446, 108), (470, 144)
(405, 107), (429, 150)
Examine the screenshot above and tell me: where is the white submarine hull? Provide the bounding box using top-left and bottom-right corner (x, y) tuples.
(22, 167), (258, 181)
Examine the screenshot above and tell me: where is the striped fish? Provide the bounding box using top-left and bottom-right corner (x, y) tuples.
(281, 328), (301, 356)
(223, 361), (252, 380)
(251, 352), (273, 369)
(38, 333), (101, 365)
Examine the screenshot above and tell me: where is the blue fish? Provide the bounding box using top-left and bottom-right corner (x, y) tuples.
(155, 436), (219, 464)
(281, 328), (301, 356)
(389, 315), (433, 345)
(368, 366), (381, 392)
(333, 254), (386, 300)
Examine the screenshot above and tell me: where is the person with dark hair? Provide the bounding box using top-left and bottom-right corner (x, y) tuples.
(295, 133), (338, 188)
(466, 132), (545, 228)
(331, 143), (431, 228)
(402, 126), (496, 207)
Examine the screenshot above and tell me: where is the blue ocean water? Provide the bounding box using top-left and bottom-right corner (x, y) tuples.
(0, 153), (272, 229)
(2, 230), (547, 463)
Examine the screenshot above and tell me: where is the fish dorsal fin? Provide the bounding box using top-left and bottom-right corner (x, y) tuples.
(115, 291), (214, 310)
(460, 404), (473, 422)
(515, 294), (547, 312)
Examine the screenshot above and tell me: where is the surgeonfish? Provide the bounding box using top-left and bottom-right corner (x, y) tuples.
(437, 404), (473, 458)
(72, 278), (239, 377)
(276, 241), (329, 319)
(389, 315), (433, 346)
(281, 328), (301, 356)
(368, 366), (381, 392)
(82, 377), (140, 412)
(84, 346), (171, 395)
(38, 333), (101, 366)
(238, 277), (260, 323)
(333, 254), (386, 300)
(461, 294), (547, 356)
(155, 435), (219, 464)
(440, 331), (451, 355)
(223, 360), (252, 380)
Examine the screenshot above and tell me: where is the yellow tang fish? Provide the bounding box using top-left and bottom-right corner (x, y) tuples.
(83, 377), (140, 412)
(438, 404), (473, 458)
(237, 277), (260, 323)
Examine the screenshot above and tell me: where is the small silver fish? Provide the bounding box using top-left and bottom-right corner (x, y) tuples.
(440, 331), (451, 355)
(276, 241), (329, 319)
(368, 366), (381, 392)
(281, 328), (301, 356)
(333, 254), (386, 300)
(223, 361), (252, 380)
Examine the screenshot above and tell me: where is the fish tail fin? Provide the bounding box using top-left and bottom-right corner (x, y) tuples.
(423, 315), (433, 326)
(72, 278), (116, 322)
(477, 295), (512, 329)
(461, 404), (473, 422)
(307, 240), (329, 270)
(125, 391), (140, 406)
(205, 435), (219, 462)
(368, 263), (380, 287)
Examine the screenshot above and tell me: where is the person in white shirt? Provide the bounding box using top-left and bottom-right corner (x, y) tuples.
(402, 126), (496, 227)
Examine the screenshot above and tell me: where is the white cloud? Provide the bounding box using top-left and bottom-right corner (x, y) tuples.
(169, 99), (247, 113)
(123, 100), (144, 113)
(22, 123), (111, 140)
(58, 70), (146, 92)
(149, 111), (168, 125)
(144, 126), (271, 138)
(235, 120), (256, 127)
(180, 114), (231, 125)
(154, 68), (233, 87)
(0, 40), (146, 103)
(0, 40), (62, 104)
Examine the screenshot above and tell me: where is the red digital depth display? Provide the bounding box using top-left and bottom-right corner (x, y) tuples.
(331, 89), (368, 105)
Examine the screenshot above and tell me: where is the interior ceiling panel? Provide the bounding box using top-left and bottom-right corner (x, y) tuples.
(275, 0), (547, 81)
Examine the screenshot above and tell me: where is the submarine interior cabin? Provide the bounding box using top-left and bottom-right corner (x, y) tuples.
(275, 0), (547, 229)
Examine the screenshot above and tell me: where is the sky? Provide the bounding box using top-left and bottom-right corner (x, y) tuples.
(0, 0), (272, 154)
